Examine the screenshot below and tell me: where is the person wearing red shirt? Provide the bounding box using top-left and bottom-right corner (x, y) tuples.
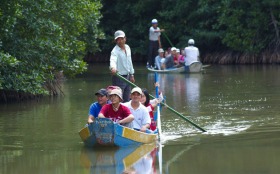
(98, 88), (134, 127)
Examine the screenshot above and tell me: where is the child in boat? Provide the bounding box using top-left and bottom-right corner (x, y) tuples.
(98, 88), (134, 128)
(106, 85), (121, 104)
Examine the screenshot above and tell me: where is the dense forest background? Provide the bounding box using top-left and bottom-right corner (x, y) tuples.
(90, 0), (280, 64)
(1, 0), (280, 101)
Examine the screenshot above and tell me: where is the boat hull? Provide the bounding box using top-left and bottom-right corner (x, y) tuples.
(79, 118), (157, 147)
(148, 61), (204, 73)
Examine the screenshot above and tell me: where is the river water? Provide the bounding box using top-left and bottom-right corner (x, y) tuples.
(0, 63), (280, 174)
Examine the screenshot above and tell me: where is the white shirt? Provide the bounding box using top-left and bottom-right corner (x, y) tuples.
(149, 26), (161, 41)
(184, 46), (200, 66)
(122, 101), (151, 129)
(110, 44), (135, 75)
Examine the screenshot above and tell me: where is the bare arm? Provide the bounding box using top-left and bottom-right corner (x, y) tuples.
(118, 114), (134, 124)
(98, 113), (106, 118)
(88, 115), (95, 123)
(140, 123), (150, 132)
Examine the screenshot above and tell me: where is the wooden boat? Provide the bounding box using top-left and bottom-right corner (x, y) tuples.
(80, 143), (157, 173)
(79, 118), (157, 147)
(147, 61), (206, 73)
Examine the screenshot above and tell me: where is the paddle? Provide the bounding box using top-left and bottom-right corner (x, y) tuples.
(162, 32), (174, 47)
(116, 73), (206, 132)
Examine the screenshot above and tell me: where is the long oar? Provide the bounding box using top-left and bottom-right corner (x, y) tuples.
(162, 32), (174, 47)
(116, 73), (206, 132)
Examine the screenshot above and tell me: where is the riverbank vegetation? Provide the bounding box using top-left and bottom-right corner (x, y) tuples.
(1, 0), (280, 102)
(0, 0), (103, 102)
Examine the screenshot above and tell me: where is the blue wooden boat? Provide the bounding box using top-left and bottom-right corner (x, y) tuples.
(79, 118), (157, 147)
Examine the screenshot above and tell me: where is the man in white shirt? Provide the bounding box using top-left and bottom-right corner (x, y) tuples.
(110, 30), (135, 102)
(148, 19), (164, 68)
(122, 87), (151, 132)
(184, 39), (200, 66)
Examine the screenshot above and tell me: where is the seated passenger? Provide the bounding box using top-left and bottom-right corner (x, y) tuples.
(122, 87), (151, 132)
(162, 47), (176, 69)
(87, 88), (108, 124)
(184, 39), (200, 66)
(155, 48), (165, 70)
(98, 88), (134, 127)
(178, 48), (186, 65)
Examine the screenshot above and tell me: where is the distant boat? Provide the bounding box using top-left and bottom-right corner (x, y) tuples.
(80, 143), (157, 174)
(147, 61), (209, 73)
(79, 118), (157, 147)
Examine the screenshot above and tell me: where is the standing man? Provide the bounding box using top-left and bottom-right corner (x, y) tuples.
(148, 19), (164, 68)
(87, 88), (108, 124)
(184, 39), (200, 66)
(110, 30), (135, 102)
(123, 87), (151, 132)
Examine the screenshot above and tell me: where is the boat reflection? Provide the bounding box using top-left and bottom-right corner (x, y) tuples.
(148, 73), (202, 115)
(184, 74), (202, 115)
(80, 143), (157, 174)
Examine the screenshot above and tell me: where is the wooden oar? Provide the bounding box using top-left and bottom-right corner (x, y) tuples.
(162, 32), (174, 47)
(116, 73), (206, 132)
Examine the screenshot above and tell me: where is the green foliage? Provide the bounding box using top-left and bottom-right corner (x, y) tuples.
(0, 0), (103, 98)
(0, 52), (47, 94)
(99, 0), (280, 55)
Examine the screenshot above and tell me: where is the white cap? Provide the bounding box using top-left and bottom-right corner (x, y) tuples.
(188, 39), (195, 45)
(176, 49), (180, 53)
(171, 47), (176, 51)
(131, 87), (143, 95)
(151, 19), (158, 24)
(114, 30), (125, 40)
(158, 48), (164, 53)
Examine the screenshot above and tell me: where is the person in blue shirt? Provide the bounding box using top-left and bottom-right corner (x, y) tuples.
(87, 88), (108, 123)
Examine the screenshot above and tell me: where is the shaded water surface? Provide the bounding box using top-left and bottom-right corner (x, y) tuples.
(1, 64), (280, 174)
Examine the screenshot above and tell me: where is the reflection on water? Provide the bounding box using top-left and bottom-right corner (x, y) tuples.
(80, 144), (157, 174)
(147, 65), (280, 139)
(1, 64), (280, 174)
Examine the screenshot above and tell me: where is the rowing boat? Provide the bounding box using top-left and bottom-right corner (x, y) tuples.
(147, 61), (206, 73)
(79, 118), (157, 147)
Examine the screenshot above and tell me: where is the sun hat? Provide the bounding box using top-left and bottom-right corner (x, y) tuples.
(131, 87), (143, 95)
(95, 88), (108, 96)
(109, 88), (123, 101)
(188, 39), (195, 45)
(158, 48), (164, 53)
(106, 86), (121, 91)
(114, 30), (125, 40)
(171, 47), (176, 51)
(151, 19), (158, 24)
